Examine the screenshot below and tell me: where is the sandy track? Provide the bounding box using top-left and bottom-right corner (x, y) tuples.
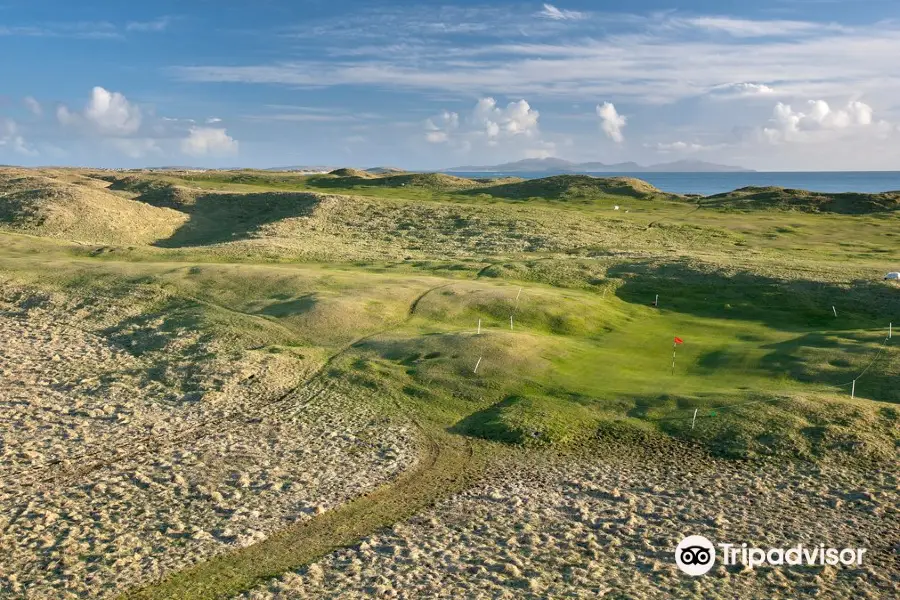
(0, 309), (416, 599)
(239, 445), (898, 599)
(124, 427), (476, 600)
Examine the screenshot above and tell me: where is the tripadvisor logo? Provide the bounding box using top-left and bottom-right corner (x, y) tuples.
(675, 535), (868, 576)
(675, 535), (716, 576)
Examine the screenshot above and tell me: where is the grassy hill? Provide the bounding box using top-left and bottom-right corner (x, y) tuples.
(2, 165), (898, 599)
(0, 170), (186, 244)
(459, 174), (677, 201)
(704, 186), (900, 214)
(0, 165), (896, 462)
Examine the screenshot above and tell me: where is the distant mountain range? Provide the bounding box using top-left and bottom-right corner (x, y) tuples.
(443, 158), (754, 173)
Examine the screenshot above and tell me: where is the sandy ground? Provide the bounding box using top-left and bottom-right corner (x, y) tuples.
(239, 445), (898, 599)
(0, 301), (416, 598)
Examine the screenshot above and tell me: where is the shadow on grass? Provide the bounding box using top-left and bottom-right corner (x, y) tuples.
(455, 175), (668, 201)
(608, 259), (899, 331)
(128, 187), (323, 247)
(758, 333), (898, 403)
(450, 396), (526, 444)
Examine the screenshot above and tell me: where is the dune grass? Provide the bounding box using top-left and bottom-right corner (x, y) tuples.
(1, 166), (898, 597)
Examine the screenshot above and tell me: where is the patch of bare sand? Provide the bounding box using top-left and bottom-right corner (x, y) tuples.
(0, 298), (416, 598)
(240, 446), (897, 599)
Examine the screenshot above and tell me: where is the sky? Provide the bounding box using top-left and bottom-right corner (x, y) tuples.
(3, 0), (900, 170)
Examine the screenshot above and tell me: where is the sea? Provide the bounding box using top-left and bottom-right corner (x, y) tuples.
(445, 171), (900, 197)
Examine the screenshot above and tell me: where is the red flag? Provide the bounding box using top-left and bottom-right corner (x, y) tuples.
(674, 337), (684, 345)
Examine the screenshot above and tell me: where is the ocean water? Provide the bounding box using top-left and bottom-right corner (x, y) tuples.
(446, 171), (900, 196)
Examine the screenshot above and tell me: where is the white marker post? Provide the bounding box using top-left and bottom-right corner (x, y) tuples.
(477, 319), (481, 335)
(833, 306), (838, 317)
(851, 379), (856, 398)
(890, 323), (893, 339)
(655, 294), (659, 308)
(510, 315), (514, 330)
(473, 357), (482, 374)
(691, 408), (698, 431)
(515, 287), (523, 302)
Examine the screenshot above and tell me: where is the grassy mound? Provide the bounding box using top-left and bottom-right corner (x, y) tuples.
(104, 176), (198, 208)
(328, 168), (375, 178)
(369, 173), (481, 191)
(0, 172), (186, 244)
(461, 174), (675, 201)
(307, 172), (481, 192)
(365, 167), (406, 174)
(704, 186), (900, 214)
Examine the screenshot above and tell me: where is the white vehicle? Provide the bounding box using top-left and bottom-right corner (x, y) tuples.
(885, 272), (900, 280)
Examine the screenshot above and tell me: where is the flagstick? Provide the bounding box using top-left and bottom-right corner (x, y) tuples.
(672, 342), (677, 375)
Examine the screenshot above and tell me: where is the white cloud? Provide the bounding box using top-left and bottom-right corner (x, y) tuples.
(180, 127), (239, 156)
(423, 98), (551, 158)
(523, 140), (557, 158)
(173, 17), (900, 106)
(538, 4), (584, 21)
(58, 87), (142, 135)
(0, 21), (122, 40)
(596, 102), (626, 143)
(653, 141), (706, 153)
(425, 131), (450, 143)
(108, 138), (161, 158)
(125, 17), (172, 32)
(206, 117), (223, 124)
(671, 16), (841, 38)
(0, 119), (37, 156)
(762, 99), (881, 143)
(424, 110), (459, 143)
(23, 96), (43, 116)
(473, 98), (540, 138)
(710, 82), (777, 98)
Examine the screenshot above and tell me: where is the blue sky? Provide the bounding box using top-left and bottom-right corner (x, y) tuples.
(3, 0), (900, 170)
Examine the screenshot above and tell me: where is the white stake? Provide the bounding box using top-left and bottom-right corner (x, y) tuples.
(510, 315), (514, 330)
(477, 319), (481, 335)
(473, 357), (482, 374)
(515, 287), (522, 301)
(655, 294), (659, 307)
(691, 408), (698, 431)
(833, 306), (837, 317)
(851, 379), (855, 399)
(890, 323), (892, 339)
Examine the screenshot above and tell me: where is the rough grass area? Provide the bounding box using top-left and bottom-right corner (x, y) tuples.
(459, 174), (676, 201)
(0, 171), (187, 244)
(0, 166), (898, 599)
(704, 186), (900, 213)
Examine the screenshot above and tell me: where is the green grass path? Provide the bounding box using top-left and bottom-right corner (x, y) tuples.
(122, 429), (480, 600)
